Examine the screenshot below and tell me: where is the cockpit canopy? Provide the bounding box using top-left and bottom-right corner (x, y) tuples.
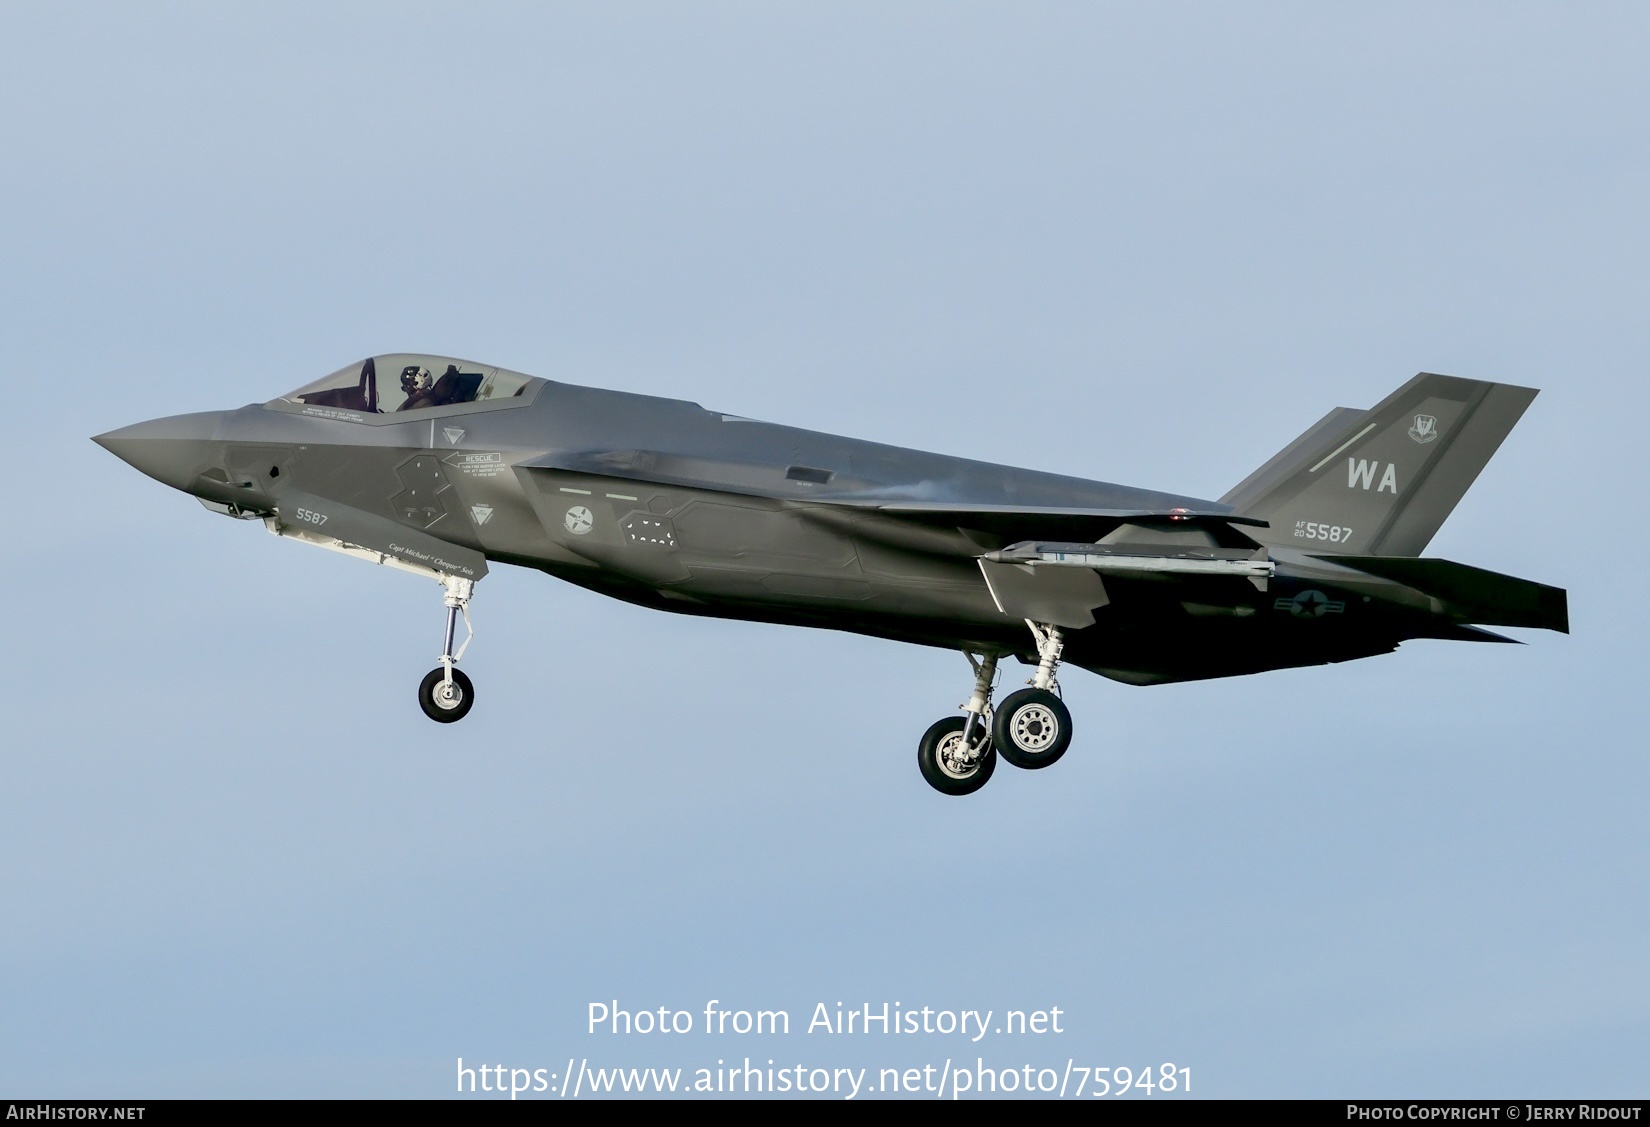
(279, 355), (535, 415)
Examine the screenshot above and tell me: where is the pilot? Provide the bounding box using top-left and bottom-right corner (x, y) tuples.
(399, 365), (437, 411)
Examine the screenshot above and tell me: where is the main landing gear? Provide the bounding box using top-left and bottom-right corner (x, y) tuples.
(418, 575), (476, 723)
(917, 621), (1073, 795)
(993, 621), (1073, 770)
(917, 653), (999, 796)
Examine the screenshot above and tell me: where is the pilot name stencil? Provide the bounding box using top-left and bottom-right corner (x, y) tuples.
(385, 541), (480, 579)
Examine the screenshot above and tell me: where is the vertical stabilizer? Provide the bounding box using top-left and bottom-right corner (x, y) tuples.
(1221, 374), (1537, 556)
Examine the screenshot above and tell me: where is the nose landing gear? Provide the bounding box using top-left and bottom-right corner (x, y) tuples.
(418, 575), (476, 723)
(419, 666), (474, 722)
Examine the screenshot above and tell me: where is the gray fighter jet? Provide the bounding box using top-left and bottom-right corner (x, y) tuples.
(95, 356), (1567, 795)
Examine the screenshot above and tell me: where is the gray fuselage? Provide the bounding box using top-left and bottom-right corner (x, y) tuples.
(96, 359), (1560, 687)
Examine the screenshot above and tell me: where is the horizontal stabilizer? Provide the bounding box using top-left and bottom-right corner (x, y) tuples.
(1315, 554), (1567, 633)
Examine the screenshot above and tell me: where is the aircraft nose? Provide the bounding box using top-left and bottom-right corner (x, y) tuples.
(93, 411), (227, 492)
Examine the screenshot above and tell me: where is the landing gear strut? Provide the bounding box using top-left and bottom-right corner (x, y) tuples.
(993, 620), (1073, 769)
(418, 575), (476, 723)
(917, 653), (999, 795)
(918, 623), (1078, 792)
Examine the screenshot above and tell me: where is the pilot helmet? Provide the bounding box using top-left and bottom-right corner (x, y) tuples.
(400, 365), (433, 395)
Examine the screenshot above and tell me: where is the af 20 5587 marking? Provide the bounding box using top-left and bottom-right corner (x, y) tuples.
(1293, 520), (1352, 543)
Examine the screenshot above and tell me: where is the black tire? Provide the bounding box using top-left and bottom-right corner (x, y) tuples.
(418, 667), (475, 723)
(991, 688), (1072, 769)
(917, 716), (996, 796)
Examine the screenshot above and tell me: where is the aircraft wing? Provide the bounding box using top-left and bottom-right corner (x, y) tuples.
(828, 501), (1266, 543)
(517, 449), (1264, 545)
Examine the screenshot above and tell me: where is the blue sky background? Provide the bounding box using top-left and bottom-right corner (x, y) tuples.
(2, 2), (1646, 1098)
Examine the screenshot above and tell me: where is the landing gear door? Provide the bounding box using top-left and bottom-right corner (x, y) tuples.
(978, 560), (1109, 629)
(268, 488), (487, 582)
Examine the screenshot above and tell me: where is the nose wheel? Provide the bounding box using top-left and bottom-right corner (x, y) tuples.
(419, 666), (475, 722)
(419, 575), (477, 723)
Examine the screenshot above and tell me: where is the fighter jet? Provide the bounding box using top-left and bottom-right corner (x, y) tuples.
(94, 356), (1567, 795)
